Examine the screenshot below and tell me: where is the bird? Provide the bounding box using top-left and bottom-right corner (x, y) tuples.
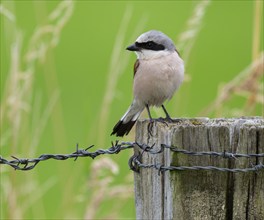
(111, 30), (184, 137)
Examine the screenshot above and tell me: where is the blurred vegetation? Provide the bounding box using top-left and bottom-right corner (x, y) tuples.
(0, 0), (263, 219)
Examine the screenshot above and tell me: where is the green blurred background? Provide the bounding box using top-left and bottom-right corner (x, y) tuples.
(1, 0), (263, 219)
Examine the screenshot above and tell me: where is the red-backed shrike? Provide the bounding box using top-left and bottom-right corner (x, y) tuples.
(111, 30), (184, 137)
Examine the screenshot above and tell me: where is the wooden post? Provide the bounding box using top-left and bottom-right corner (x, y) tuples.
(134, 117), (264, 220)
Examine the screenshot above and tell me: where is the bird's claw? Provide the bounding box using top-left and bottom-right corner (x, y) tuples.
(154, 117), (182, 127)
(156, 117), (169, 126)
(147, 117), (182, 136)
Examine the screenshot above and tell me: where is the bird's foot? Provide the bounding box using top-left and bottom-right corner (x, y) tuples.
(155, 117), (169, 126)
(156, 117), (182, 124)
(147, 118), (182, 136)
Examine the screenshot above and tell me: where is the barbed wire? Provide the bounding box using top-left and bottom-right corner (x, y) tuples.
(161, 144), (264, 159)
(0, 141), (134, 171)
(129, 155), (264, 174)
(0, 141), (263, 172)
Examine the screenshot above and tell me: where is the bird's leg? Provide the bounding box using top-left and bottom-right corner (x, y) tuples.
(161, 105), (181, 123)
(146, 104), (152, 120)
(154, 104), (170, 126)
(161, 105), (172, 121)
(146, 104), (154, 136)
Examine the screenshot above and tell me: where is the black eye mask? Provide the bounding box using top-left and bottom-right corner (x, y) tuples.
(135, 41), (165, 51)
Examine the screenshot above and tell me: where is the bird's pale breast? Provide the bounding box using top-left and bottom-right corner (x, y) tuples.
(133, 52), (184, 106)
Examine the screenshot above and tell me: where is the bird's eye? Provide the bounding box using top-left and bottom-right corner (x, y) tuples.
(147, 42), (153, 48)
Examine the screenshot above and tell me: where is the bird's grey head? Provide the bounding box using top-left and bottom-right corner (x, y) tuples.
(126, 30), (176, 59)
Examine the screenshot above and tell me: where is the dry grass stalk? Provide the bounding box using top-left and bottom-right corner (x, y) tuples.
(177, 0), (211, 63)
(26, 0), (74, 64)
(0, 4), (16, 22)
(97, 6), (147, 145)
(201, 52), (263, 116)
(201, 0), (263, 117)
(246, 0), (263, 113)
(84, 158), (133, 219)
(0, 1), (74, 219)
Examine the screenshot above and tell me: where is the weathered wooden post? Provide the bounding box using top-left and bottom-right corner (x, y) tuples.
(134, 117), (264, 220)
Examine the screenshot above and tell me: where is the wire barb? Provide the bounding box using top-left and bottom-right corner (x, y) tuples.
(0, 142), (263, 172)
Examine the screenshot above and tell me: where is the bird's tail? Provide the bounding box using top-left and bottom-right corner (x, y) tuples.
(111, 101), (144, 137)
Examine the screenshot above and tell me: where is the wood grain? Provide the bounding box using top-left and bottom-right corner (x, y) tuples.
(134, 117), (264, 220)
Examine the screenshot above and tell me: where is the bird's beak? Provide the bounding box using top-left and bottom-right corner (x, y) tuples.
(126, 43), (140, 51)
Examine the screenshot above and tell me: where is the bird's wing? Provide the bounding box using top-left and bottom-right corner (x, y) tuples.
(133, 59), (140, 78)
